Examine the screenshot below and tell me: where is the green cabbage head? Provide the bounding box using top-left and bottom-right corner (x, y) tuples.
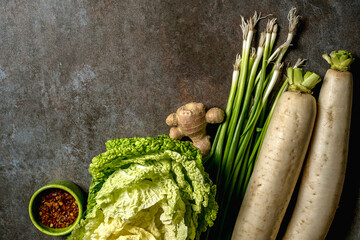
(68, 135), (218, 240)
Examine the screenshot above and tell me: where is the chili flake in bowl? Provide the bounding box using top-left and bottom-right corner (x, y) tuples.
(29, 180), (85, 236)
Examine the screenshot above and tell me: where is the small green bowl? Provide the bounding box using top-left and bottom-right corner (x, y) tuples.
(29, 180), (85, 236)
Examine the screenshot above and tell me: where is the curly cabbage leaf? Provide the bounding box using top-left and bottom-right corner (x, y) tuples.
(68, 135), (217, 240)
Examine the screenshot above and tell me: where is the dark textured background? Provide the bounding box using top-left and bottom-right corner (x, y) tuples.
(0, 0), (359, 239)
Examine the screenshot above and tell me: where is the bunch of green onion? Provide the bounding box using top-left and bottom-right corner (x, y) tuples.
(203, 8), (300, 240)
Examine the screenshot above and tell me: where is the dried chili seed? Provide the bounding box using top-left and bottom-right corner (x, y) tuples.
(37, 188), (79, 228)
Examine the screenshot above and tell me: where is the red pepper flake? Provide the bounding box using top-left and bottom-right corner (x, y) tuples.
(37, 189), (79, 228)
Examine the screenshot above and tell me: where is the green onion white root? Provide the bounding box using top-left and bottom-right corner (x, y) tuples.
(203, 7), (301, 240)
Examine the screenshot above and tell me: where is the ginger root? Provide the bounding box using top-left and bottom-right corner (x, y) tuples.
(166, 102), (225, 156)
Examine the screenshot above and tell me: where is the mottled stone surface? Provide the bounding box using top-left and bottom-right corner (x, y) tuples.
(0, 0), (359, 239)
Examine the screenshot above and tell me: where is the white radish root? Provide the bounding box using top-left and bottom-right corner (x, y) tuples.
(283, 50), (354, 240)
(231, 67), (321, 240)
(231, 91), (316, 240)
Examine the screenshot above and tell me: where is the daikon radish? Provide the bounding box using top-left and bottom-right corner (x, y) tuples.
(231, 67), (321, 240)
(283, 50), (355, 240)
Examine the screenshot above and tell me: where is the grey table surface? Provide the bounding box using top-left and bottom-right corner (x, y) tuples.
(1, 0), (359, 239)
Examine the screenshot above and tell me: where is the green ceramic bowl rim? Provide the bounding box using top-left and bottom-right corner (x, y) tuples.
(28, 180), (84, 236)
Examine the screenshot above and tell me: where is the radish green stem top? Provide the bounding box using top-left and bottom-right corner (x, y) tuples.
(287, 67), (322, 93)
(322, 50), (355, 72)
